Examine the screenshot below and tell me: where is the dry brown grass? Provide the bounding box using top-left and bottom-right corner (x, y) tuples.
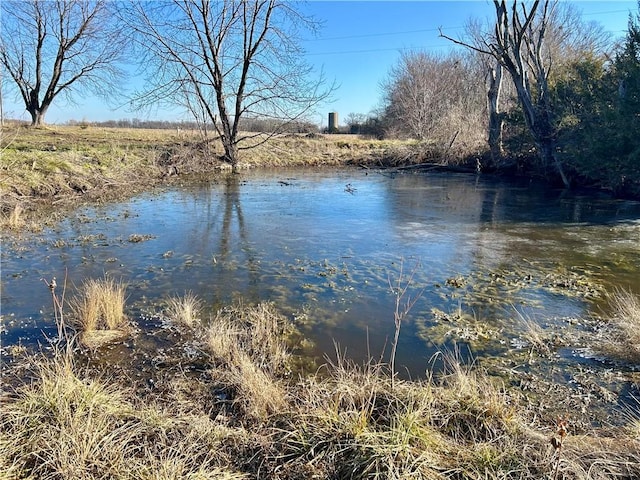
(0, 350), (249, 479)
(2, 299), (640, 479)
(205, 302), (291, 420)
(597, 289), (640, 364)
(70, 276), (130, 347)
(228, 352), (288, 420)
(206, 302), (291, 374)
(165, 291), (203, 328)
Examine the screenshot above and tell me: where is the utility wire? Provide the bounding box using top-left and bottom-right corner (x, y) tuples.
(302, 9), (631, 43)
(303, 8), (631, 57)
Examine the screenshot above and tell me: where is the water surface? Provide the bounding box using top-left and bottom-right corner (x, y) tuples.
(2, 168), (640, 381)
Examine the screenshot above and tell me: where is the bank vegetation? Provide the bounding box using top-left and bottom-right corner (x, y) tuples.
(3, 1), (640, 199)
(2, 295), (639, 480)
(0, 123), (430, 230)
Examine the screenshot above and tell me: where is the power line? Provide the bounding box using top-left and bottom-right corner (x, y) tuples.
(303, 7), (631, 57)
(305, 44), (452, 57)
(303, 26), (465, 42)
(302, 8), (632, 44)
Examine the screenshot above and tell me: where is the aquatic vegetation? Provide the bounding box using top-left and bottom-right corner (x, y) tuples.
(128, 233), (155, 243)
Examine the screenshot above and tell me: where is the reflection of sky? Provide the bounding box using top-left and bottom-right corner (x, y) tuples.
(3, 169), (640, 373)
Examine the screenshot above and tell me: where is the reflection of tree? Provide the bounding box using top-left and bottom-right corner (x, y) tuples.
(216, 174), (260, 301)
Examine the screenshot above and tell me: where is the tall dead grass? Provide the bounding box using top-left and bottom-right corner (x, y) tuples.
(206, 302), (290, 374)
(597, 289), (640, 364)
(205, 302), (290, 420)
(0, 349), (251, 479)
(70, 276), (130, 347)
(165, 291), (203, 328)
(2, 299), (640, 479)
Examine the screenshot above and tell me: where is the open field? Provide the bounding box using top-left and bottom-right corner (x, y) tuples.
(1, 123), (434, 229)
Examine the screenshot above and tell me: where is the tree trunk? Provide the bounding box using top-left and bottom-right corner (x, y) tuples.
(512, 80), (569, 187)
(222, 140), (239, 172)
(28, 104), (47, 126)
(535, 128), (569, 187)
(29, 110), (46, 126)
(487, 64), (504, 165)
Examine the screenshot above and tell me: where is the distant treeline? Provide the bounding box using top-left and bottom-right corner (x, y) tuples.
(66, 118), (320, 134)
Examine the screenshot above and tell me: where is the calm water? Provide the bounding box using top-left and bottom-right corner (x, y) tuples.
(2, 168), (640, 377)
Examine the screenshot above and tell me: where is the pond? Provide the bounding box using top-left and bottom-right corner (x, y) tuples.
(2, 168), (640, 415)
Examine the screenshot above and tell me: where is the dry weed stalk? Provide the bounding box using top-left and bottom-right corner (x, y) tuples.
(40, 270), (70, 346)
(550, 416), (569, 480)
(388, 259), (424, 390)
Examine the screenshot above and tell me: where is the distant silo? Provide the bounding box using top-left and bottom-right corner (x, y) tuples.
(328, 112), (339, 133)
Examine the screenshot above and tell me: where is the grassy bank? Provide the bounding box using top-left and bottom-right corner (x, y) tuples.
(0, 123), (432, 230)
(2, 298), (639, 479)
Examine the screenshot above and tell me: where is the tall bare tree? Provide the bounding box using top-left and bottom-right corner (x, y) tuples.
(0, 0), (125, 126)
(461, 18), (509, 165)
(124, 0), (332, 170)
(442, 0), (571, 186)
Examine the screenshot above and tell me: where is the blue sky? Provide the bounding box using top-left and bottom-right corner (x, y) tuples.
(3, 1), (636, 125)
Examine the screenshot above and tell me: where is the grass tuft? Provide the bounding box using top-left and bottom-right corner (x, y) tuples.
(70, 276), (129, 347)
(228, 352), (288, 420)
(205, 302), (291, 420)
(597, 289), (640, 364)
(0, 351), (139, 479)
(165, 291), (203, 328)
(206, 302), (290, 374)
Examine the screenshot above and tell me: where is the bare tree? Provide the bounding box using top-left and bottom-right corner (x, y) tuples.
(124, 0), (333, 170)
(441, 0), (571, 186)
(0, 0), (125, 126)
(463, 19), (508, 165)
(381, 50), (485, 153)
(452, 3), (611, 173)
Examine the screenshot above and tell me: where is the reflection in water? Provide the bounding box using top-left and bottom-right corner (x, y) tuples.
(2, 169), (640, 379)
